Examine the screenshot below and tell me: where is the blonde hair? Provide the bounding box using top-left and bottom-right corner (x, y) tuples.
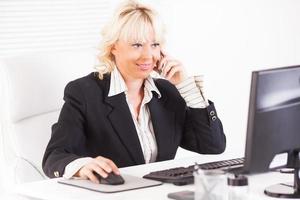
(95, 0), (166, 79)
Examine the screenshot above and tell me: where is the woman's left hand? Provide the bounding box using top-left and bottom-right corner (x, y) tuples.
(156, 50), (188, 85)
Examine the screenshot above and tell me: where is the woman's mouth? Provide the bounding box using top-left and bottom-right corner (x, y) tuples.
(137, 63), (153, 71)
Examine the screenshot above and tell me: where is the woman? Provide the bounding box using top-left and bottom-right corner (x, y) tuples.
(42, 0), (226, 183)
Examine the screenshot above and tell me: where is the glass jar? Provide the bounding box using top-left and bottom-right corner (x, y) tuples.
(194, 168), (228, 200)
(227, 174), (249, 200)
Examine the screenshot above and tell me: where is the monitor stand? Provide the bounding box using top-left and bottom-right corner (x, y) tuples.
(264, 151), (300, 198)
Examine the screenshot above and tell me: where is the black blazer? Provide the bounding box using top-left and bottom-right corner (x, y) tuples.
(42, 72), (226, 178)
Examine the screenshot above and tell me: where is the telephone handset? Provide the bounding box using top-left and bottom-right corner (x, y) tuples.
(156, 51), (165, 75)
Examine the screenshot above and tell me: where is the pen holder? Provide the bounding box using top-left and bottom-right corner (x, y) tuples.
(194, 168), (228, 200)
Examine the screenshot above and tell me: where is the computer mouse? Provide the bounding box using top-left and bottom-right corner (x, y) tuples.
(93, 172), (125, 185)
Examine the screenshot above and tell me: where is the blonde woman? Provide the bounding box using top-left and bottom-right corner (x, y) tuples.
(43, 0), (226, 183)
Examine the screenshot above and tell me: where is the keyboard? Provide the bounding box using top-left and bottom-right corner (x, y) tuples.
(143, 157), (244, 185)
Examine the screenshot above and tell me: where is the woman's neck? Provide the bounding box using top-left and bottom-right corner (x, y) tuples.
(124, 78), (144, 119)
(124, 78), (144, 97)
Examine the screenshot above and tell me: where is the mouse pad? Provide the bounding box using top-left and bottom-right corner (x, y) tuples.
(58, 174), (163, 193)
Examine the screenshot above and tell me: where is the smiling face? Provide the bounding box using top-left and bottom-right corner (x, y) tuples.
(96, 1), (166, 80)
(111, 30), (161, 81)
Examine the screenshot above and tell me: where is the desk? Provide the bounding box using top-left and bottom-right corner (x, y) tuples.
(14, 155), (293, 200)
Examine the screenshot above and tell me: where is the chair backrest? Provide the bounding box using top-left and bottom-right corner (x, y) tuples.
(0, 49), (96, 186)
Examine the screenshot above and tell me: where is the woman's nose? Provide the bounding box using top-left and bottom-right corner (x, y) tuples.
(141, 45), (154, 58)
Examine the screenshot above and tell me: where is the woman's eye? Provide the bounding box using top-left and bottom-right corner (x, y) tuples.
(132, 43), (142, 48)
(152, 43), (160, 48)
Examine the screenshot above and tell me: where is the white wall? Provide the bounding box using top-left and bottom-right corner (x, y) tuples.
(161, 0), (300, 157)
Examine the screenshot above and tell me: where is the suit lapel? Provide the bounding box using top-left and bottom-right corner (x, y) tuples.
(97, 74), (175, 164)
(99, 75), (145, 165)
(148, 95), (175, 161)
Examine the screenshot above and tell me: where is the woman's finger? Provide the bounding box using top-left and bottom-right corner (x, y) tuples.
(166, 65), (181, 80)
(161, 60), (181, 77)
(102, 158), (120, 175)
(157, 55), (170, 71)
(95, 156), (120, 174)
(95, 157), (113, 174)
(88, 162), (108, 178)
(84, 168), (99, 184)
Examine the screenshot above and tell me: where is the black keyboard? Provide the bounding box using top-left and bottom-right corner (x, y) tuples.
(143, 157), (244, 185)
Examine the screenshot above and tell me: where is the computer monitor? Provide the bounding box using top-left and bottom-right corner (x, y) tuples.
(242, 65), (300, 198)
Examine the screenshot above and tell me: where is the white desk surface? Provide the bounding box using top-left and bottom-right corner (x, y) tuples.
(14, 154), (293, 200)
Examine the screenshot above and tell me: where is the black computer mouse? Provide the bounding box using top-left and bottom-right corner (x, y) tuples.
(94, 172), (125, 185)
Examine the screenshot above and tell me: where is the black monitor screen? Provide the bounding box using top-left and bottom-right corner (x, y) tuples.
(242, 65), (300, 198)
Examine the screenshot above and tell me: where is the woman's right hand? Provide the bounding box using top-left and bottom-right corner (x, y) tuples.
(75, 156), (120, 184)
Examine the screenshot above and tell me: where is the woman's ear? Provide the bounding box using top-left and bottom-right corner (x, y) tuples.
(111, 44), (117, 56)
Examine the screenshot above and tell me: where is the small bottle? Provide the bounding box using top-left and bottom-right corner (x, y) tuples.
(227, 174), (249, 200)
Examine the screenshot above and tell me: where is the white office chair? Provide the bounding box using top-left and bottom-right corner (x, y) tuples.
(0, 50), (96, 188)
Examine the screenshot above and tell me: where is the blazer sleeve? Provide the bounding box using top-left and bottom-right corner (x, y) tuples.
(42, 80), (87, 178)
(180, 100), (226, 154)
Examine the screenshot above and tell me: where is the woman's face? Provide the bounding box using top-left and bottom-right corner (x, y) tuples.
(111, 31), (161, 81)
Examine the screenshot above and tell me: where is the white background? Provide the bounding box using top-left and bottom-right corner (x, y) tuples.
(1, 0), (300, 195)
